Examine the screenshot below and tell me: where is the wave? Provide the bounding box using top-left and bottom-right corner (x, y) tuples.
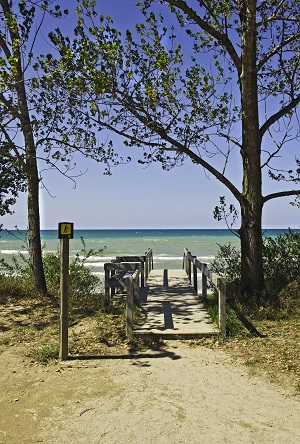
(154, 256), (182, 261)
(0, 250), (29, 255)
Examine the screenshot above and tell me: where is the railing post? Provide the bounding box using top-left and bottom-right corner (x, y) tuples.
(218, 277), (226, 336)
(111, 268), (116, 297)
(202, 263), (207, 301)
(145, 251), (148, 282)
(183, 248), (187, 272)
(104, 267), (110, 308)
(141, 261), (145, 287)
(188, 255), (192, 282)
(193, 257), (198, 294)
(125, 276), (133, 338)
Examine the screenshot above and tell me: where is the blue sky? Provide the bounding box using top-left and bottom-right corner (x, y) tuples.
(2, 0), (300, 230)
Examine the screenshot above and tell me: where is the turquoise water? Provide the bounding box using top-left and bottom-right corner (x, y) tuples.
(0, 228), (297, 278)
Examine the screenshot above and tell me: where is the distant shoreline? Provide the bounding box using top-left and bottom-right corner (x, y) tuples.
(2, 227), (300, 232)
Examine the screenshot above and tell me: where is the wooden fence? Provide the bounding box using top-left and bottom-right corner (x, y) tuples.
(113, 248), (153, 287)
(183, 248), (226, 335)
(104, 248), (153, 337)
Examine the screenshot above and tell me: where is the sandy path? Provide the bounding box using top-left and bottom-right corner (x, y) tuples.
(0, 341), (299, 444)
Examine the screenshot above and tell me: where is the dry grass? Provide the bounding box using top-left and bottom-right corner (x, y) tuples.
(222, 318), (300, 392)
(0, 293), (299, 394)
(0, 294), (154, 362)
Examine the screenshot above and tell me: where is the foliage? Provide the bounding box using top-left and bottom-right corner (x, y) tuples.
(204, 293), (246, 337)
(211, 230), (300, 311)
(0, 145), (27, 218)
(213, 196), (239, 234)
(211, 242), (241, 300)
(44, 236), (105, 309)
(0, 0), (122, 294)
(0, 0), (120, 179)
(262, 230), (300, 301)
(42, 0), (300, 301)
(0, 236), (104, 309)
(277, 279), (300, 318)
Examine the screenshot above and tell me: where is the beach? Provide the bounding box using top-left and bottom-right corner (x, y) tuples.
(0, 340), (299, 443)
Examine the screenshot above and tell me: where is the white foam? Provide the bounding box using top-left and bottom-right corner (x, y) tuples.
(0, 250), (29, 255)
(154, 256), (182, 261)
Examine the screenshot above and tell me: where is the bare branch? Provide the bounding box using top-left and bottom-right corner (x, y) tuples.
(164, 0), (242, 74)
(263, 189), (300, 203)
(256, 32), (300, 72)
(260, 95), (300, 139)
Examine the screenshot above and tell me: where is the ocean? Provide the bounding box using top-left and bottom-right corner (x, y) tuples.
(0, 228), (296, 280)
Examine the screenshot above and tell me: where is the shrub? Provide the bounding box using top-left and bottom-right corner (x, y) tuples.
(277, 279), (300, 318)
(262, 230), (300, 301)
(44, 236), (104, 309)
(210, 242), (241, 301)
(211, 229), (300, 312)
(0, 236), (104, 310)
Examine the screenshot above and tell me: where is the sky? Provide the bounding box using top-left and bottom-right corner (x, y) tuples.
(1, 0), (300, 230)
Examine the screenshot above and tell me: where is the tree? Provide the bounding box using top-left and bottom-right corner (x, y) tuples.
(0, 1), (117, 294)
(46, 0), (300, 304)
(0, 144), (26, 219)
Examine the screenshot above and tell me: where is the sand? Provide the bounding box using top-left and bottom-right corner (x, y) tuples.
(0, 341), (299, 444)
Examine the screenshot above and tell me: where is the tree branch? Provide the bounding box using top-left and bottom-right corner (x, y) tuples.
(263, 189), (300, 204)
(163, 0), (242, 74)
(0, 33), (11, 59)
(260, 95), (300, 139)
(256, 32), (300, 72)
(112, 91), (242, 201)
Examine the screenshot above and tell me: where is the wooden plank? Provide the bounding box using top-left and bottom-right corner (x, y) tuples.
(135, 269), (218, 338)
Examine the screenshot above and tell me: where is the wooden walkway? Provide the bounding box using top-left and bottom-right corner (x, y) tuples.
(134, 269), (218, 338)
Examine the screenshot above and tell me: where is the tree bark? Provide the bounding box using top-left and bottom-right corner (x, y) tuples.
(20, 95), (47, 295)
(26, 144), (47, 295)
(238, 0), (264, 304)
(8, 1), (48, 295)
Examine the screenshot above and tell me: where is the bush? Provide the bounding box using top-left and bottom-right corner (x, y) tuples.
(277, 279), (300, 318)
(0, 236), (104, 310)
(211, 229), (300, 312)
(210, 242), (241, 301)
(262, 230), (300, 301)
(44, 236), (104, 309)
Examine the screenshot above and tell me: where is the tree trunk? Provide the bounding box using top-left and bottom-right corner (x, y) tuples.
(239, 0), (264, 304)
(12, 24), (47, 295)
(239, 199), (264, 306)
(26, 149), (47, 295)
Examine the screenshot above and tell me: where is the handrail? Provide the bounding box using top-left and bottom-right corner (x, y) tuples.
(183, 248), (226, 335)
(112, 248), (153, 287)
(144, 248), (154, 281)
(104, 249), (153, 337)
(124, 265), (141, 338)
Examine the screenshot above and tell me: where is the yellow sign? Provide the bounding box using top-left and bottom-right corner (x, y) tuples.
(58, 222), (74, 239)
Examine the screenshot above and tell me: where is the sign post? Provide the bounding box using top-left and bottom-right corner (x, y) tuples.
(58, 222), (74, 361)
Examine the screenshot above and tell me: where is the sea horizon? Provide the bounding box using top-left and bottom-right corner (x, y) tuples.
(1, 227), (299, 278)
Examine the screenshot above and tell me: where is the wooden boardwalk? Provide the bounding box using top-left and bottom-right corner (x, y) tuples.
(134, 269), (218, 338)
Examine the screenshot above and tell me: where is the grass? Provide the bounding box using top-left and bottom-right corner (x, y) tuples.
(0, 278), (299, 394)
(0, 288), (148, 363)
(221, 317), (300, 393)
(201, 292), (300, 394)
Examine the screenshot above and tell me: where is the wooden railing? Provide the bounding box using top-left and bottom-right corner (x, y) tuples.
(123, 267), (141, 338)
(113, 248), (153, 287)
(183, 248), (226, 335)
(104, 249), (153, 337)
